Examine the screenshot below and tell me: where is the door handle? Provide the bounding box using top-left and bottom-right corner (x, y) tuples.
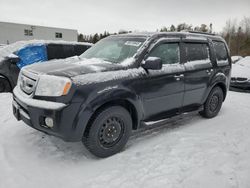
(206, 69), (214, 75)
(174, 74), (184, 81)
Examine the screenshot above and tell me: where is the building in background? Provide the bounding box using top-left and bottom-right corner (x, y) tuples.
(0, 22), (78, 44)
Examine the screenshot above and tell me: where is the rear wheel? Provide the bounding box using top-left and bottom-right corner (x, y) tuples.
(83, 106), (132, 158)
(199, 87), (224, 118)
(0, 77), (11, 93)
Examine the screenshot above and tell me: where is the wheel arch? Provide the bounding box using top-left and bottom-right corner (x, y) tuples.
(0, 73), (13, 91)
(214, 82), (227, 101)
(86, 98), (139, 132)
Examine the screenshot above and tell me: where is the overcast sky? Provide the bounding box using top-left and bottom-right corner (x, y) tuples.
(0, 0), (249, 34)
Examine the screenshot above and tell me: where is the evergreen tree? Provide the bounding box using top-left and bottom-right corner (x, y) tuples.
(170, 25), (176, 32)
(92, 33), (99, 43)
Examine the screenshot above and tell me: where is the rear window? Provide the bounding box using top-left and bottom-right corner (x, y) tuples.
(213, 41), (229, 66)
(185, 43), (209, 62)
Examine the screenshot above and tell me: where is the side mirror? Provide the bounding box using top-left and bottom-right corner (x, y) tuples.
(141, 57), (162, 70)
(5, 54), (20, 64)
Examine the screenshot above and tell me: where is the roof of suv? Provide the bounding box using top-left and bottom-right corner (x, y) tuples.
(116, 31), (224, 42)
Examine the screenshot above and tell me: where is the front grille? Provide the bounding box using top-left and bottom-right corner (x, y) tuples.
(236, 77), (248, 82)
(231, 77), (248, 82)
(19, 70), (38, 95)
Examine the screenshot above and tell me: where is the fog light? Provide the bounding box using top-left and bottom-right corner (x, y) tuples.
(45, 117), (54, 128)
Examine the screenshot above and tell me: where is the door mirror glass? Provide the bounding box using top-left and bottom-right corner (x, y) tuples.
(142, 57), (162, 70)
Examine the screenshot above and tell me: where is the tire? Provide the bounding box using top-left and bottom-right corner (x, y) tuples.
(83, 106), (132, 158)
(199, 87), (224, 118)
(0, 77), (11, 93)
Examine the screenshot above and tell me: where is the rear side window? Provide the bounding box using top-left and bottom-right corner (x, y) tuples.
(62, 45), (75, 58)
(47, 44), (64, 60)
(74, 45), (90, 56)
(213, 41), (229, 66)
(185, 43), (209, 62)
(149, 43), (180, 65)
(185, 43), (212, 70)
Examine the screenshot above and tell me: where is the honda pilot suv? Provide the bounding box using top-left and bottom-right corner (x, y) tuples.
(13, 32), (231, 158)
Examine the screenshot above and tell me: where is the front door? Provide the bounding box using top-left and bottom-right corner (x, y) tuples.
(136, 41), (185, 120)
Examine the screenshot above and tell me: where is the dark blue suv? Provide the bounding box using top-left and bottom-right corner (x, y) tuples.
(13, 32), (231, 158)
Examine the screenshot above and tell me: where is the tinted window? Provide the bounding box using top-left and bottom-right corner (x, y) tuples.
(47, 44), (64, 60)
(149, 43), (180, 64)
(186, 43), (209, 62)
(213, 41), (228, 61)
(74, 45), (90, 56)
(63, 45), (74, 58)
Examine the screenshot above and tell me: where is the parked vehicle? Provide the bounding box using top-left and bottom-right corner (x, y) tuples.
(0, 40), (92, 92)
(230, 56), (250, 91)
(231, 56), (243, 64)
(13, 32), (231, 158)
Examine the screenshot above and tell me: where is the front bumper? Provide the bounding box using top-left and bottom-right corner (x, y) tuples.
(230, 80), (250, 91)
(12, 87), (89, 142)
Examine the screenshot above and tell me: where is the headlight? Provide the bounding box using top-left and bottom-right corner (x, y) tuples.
(35, 75), (72, 97)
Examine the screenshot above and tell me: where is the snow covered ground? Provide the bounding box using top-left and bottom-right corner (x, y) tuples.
(0, 91), (250, 188)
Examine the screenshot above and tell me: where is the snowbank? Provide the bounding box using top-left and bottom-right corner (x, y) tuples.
(0, 91), (250, 188)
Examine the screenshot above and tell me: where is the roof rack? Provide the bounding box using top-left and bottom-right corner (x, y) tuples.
(187, 31), (216, 36)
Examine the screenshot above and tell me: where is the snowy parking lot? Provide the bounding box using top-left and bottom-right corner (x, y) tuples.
(0, 91), (250, 188)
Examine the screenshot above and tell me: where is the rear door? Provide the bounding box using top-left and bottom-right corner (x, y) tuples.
(182, 41), (214, 108)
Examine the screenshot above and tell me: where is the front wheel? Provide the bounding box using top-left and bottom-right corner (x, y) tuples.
(83, 106), (132, 158)
(199, 87), (224, 118)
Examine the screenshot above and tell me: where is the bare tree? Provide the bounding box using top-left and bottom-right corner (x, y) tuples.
(223, 19), (237, 49)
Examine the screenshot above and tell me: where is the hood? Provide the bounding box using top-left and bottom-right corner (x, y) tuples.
(232, 63), (250, 78)
(24, 57), (126, 77)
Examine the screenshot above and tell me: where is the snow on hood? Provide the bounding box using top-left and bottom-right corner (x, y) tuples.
(237, 56), (250, 68)
(231, 56), (243, 63)
(72, 67), (146, 85)
(24, 57), (125, 78)
(231, 57), (250, 78)
(120, 57), (136, 67)
(231, 63), (250, 78)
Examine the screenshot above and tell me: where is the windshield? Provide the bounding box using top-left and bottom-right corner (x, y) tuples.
(80, 37), (146, 64)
